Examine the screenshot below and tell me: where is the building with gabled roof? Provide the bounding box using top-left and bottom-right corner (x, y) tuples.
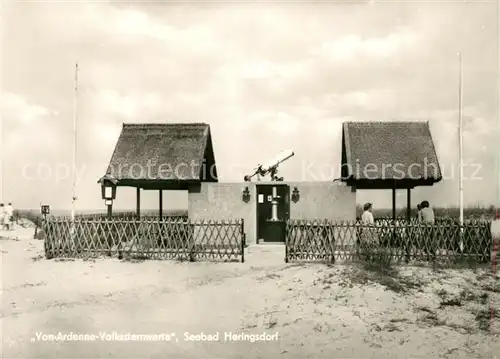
(99, 123), (217, 189)
(341, 121), (442, 219)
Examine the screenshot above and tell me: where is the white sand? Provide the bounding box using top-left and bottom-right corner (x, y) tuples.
(1, 227), (499, 358)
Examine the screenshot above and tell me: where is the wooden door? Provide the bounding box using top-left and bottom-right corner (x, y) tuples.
(256, 185), (290, 243)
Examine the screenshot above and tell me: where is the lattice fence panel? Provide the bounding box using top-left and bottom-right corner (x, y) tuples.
(286, 218), (493, 265)
(43, 217), (245, 262)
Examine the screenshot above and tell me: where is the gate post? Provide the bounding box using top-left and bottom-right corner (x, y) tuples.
(241, 219), (245, 263)
(284, 220), (289, 263)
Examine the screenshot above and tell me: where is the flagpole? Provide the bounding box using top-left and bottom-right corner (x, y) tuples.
(491, 0), (500, 336)
(458, 52), (464, 230)
(71, 62), (79, 223)
(497, 0), (500, 218)
(0, 87), (3, 203)
(0, 0), (4, 203)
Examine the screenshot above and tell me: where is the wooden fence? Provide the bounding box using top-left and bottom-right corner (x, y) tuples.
(285, 218), (494, 265)
(43, 217), (245, 262)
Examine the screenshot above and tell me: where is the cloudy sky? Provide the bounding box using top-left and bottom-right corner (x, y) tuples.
(1, 0), (499, 211)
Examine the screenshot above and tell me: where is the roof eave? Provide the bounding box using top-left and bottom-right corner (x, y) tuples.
(425, 121), (443, 181)
(342, 123), (353, 178)
(97, 174), (119, 185)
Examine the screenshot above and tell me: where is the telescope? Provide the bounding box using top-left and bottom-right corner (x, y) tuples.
(244, 149), (294, 182)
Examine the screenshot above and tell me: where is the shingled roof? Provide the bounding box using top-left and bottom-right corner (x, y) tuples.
(341, 121), (442, 189)
(99, 123), (218, 189)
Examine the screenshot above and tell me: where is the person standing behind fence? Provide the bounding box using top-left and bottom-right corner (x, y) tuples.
(419, 200), (436, 260)
(407, 203), (423, 262)
(361, 203), (375, 225)
(360, 203), (377, 260)
(420, 201), (435, 224)
(5, 203), (13, 231)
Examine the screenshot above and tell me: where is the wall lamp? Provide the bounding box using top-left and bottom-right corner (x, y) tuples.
(41, 204), (50, 215)
(101, 181), (117, 201)
(291, 187), (300, 203)
(242, 186), (250, 203)
(40, 204), (50, 221)
(98, 177), (118, 219)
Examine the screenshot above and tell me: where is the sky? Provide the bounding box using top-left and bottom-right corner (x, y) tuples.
(1, 0), (499, 211)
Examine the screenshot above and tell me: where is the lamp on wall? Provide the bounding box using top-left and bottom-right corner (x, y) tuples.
(291, 187), (300, 203)
(242, 186), (250, 203)
(101, 180), (117, 201)
(40, 204), (50, 216)
(40, 204), (50, 222)
(99, 177), (117, 219)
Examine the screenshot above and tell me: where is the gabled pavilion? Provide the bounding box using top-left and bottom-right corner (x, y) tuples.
(98, 123), (218, 218)
(341, 121), (443, 220)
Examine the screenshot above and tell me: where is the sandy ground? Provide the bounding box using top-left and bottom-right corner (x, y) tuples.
(1, 226), (499, 359)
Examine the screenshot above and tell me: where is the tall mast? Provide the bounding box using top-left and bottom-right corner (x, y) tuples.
(497, 0), (500, 216)
(71, 62), (79, 222)
(458, 52), (464, 228)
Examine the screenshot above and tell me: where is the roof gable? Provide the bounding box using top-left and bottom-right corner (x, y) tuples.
(103, 123), (218, 185)
(341, 121), (442, 188)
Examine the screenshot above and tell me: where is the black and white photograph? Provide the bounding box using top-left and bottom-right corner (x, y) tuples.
(1, 0), (500, 358)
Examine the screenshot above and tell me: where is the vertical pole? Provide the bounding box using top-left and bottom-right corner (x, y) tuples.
(285, 226), (288, 263)
(405, 187), (412, 263)
(406, 188), (411, 221)
(458, 52), (464, 229)
(136, 187), (141, 219)
(491, 2), (500, 334)
(458, 52), (464, 253)
(0, 0), (6, 205)
(241, 219), (245, 263)
(71, 62), (79, 224)
(159, 190), (163, 220)
(392, 183), (396, 222)
(0, 43), (3, 201)
(392, 182), (397, 245)
(107, 203), (112, 219)
(497, 0), (500, 223)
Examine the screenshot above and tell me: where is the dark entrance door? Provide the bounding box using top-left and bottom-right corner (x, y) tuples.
(256, 184), (290, 243)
